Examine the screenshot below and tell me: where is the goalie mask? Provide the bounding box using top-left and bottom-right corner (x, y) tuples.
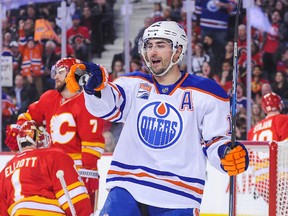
(17, 120), (51, 152)
(261, 92), (283, 113)
(138, 21), (188, 77)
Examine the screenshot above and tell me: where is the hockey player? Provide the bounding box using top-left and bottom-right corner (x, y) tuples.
(246, 93), (288, 208)
(0, 120), (93, 216)
(247, 92), (288, 141)
(4, 57), (105, 211)
(66, 21), (249, 215)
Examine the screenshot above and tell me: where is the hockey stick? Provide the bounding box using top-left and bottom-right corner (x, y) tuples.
(56, 170), (77, 216)
(229, 1), (242, 216)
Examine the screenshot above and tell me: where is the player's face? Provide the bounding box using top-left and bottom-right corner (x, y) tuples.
(145, 39), (173, 75)
(54, 66), (67, 91)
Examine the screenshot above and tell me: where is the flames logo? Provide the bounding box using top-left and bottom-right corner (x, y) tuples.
(137, 101), (183, 149)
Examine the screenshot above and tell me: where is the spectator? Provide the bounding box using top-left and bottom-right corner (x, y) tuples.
(191, 43), (210, 74)
(81, 6), (93, 30)
(199, 0), (235, 48)
(111, 41), (132, 72)
(238, 40), (264, 77)
(18, 19), (44, 94)
(237, 24), (247, 51)
(9, 41), (22, 75)
(275, 47), (288, 74)
(202, 33), (225, 74)
(151, 2), (164, 23)
(7, 74), (39, 120)
(251, 102), (265, 126)
(130, 57), (143, 73)
(42, 40), (59, 92)
(217, 61), (233, 93)
(131, 17), (153, 59)
(2, 92), (16, 151)
(251, 65), (269, 100)
(201, 61), (217, 80)
(236, 111), (247, 140)
(170, 0), (182, 22)
(271, 71), (288, 99)
(255, 82), (273, 106)
(236, 82), (247, 114)
(223, 40), (234, 67)
(3, 31), (12, 49)
(162, 5), (173, 21)
(66, 14), (91, 61)
(109, 59), (125, 81)
(262, 9), (281, 80)
(279, 11), (288, 47)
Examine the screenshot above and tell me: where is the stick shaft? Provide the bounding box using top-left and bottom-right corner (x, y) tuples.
(230, 1), (242, 216)
(57, 170), (77, 216)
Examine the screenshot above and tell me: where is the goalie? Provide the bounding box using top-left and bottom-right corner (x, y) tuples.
(0, 120), (93, 216)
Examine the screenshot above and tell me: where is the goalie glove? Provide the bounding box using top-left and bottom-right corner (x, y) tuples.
(5, 124), (22, 151)
(218, 142), (249, 176)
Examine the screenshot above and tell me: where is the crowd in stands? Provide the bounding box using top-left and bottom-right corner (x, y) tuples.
(1, 0), (116, 150)
(2, 0), (288, 151)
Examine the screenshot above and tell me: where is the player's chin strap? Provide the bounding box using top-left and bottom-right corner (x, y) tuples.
(78, 168), (99, 179)
(142, 46), (181, 77)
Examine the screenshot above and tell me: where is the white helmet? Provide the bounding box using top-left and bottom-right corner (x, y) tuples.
(17, 120), (51, 152)
(138, 21), (188, 76)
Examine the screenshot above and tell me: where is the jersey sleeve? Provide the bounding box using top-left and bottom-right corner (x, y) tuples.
(50, 150), (93, 216)
(84, 77), (133, 124)
(199, 83), (232, 173)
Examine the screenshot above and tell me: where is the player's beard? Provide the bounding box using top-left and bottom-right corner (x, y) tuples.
(55, 80), (66, 92)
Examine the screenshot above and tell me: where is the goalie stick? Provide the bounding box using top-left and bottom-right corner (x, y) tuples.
(56, 170), (77, 216)
(230, 0), (242, 216)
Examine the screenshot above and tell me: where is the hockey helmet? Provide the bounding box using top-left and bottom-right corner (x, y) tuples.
(138, 21), (188, 76)
(261, 92), (283, 113)
(51, 57), (82, 79)
(17, 120), (51, 151)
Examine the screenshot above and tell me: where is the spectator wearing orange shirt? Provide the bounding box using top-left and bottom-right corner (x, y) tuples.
(18, 20), (44, 94)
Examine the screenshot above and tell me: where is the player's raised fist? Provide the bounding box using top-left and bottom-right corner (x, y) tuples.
(83, 62), (109, 95)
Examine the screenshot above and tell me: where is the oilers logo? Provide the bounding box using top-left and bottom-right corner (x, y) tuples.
(207, 0), (219, 12)
(137, 101), (183, 149)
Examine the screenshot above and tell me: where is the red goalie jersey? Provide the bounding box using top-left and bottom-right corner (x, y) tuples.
(0, 148), (92, 216)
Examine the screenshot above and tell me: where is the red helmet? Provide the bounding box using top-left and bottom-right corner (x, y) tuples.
(51, 57), (82, 79)
(17, 120), (51, 151)
(261, 92), (283, 113)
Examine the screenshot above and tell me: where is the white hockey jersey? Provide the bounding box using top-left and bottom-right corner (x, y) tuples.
(84, 71), (232, 209)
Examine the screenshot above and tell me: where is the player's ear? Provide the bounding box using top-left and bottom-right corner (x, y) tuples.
(173, 45), (182, 62)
